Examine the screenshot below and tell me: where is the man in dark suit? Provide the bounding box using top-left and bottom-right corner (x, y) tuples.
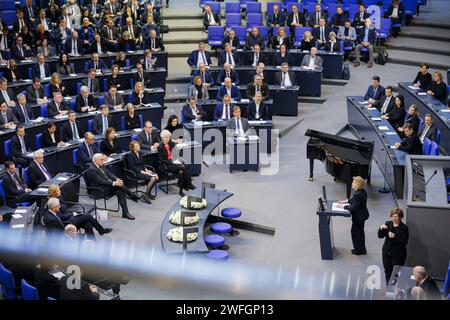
(308, 3), (327, 28)
(62, 111), (84, 142)
(140, 3), (160, 27)
(103, 86), (124, 110)
(10, 125), (31, 168)
(216, 63), (240, 86)
(221, 29), (241, 50)
(182, 97), (206, 122)
(87, 0), (103, 21)
(13, 94), (34, 124)
(11, 36), (31, 60)
(25, 78), (48, 105)
(89, 33), (107, 54)
(0, 77), (17, 107)
(411, 266), (442, 300)
(245, 44), (267, 66)
(76, 132), (100, 167)
(418, 114), (438, 143)
(147, 30), (165, 52)
(22, 0), (38, 25)
(203, 4), (221, 30)
(84, 53), (108, 73)
(267, 4), (286, 29)
(227, 106), (249, 137)
(353, 4), (370, 30)
(287, 4), (306, 35)
(248, 92), (270, 120)
(385, 0), (405, 37)
(137, 121), (161, 151)
(0, 102), (19, 129)
(35, 9), (52, 31)
(216, 78), (241, 101)
(101, 19), (119, 52)
(32, 54), (52, 79)
(354, 18), (376, 68)
(244, 27), (266, 50)
(92, 105), (112, 136)
(64, 31), (84, 56)
(121, 17), (141, 48)
(2, 161), (34, 208)
(133, 63), (151, 88)
(394, 124), (423, 155)
(274, 62), (297, 87)
(0, 29), (12, 59)
(218, 43), (241, 68)
(373, 86), (395, 114)
(246, 74), (270, 101)
(43, 197), (65, 233)
(312, 18), (332, 50)
(27, 149), (53, 190)
(187, 42), (212, 67)
(213, 95), (234, 121)
(190, 63), (214, 87)
(75, 86), (97, 113)
(47, 92), (69, 118)
(364, 75), (385, 105)
(13, 10), (27, 35)
(87, 153), (138, 220)
(81, 69), (100, 94)
(59, 273), (100, 300)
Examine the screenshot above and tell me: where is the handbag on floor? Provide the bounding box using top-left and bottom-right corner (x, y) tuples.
(342, 63), (350, 80)
(376, 47), (389, 65)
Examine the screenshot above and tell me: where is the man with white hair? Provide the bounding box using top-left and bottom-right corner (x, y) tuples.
(216, 77), (241, 101)
(75, 86), (96, 113)
(27, 149), (53, 189)
(86, 153), (138, 220)
(13, 93), (34, 124)
(410, 266), (442, 300)
(43, 197), (64, 233)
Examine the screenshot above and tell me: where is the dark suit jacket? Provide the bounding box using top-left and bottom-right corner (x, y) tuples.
(267, 12), (286, 26)
(118, 39), (136, 52)
(187, 50), (212, 67)
(34, 267), (60, 301)
(10, 134), (29, 158)
(182, 104), (207, 122)
(77, 142), (99, 166)
(308, 12), (327, 27)
(227, 117), (249, 134)
(221, 36), (241, 49)
(61, 120), (83, 142)
(127, 152), (146, 174)
(132, 91), (151, 106)
(104, 93), (124, 109)
(89, 40), (107, 54)
(12, 44), (30, 60)
(13, 104), (34, 124)
(245, 51), (268, 66)
(216, 85), (241, 101)
(324, 39), (341, 52)
(374, 95), (395, 114)
(270, 36), (292, 50)
(418, 124), (438, 142)
(398, 133), (423, 155)
(43, 210), (65, 233)
(100, 139), (121, 156)
(137, 130), (161, 151)
(0, 110), (19, 128)
(63, 39), (85, 55)
(81, 78), (100, 93)
(84, 59), (108, 73)
(344, 189), (369, 222)
(245, 83), (271, 100)
(274, 71), (297, 86)
(59, 275), (100, 300)
(272, 52), (293, 66)
(0, 88), (16, 105)
(404, 115), (420, 133)
(357, 27), (377, 44)
(133, 72), (151, 87)
(75, 95), (96, 113)
(364, 85), (385, 101)
(203, 12), (221, 29)
(2, 172), (27, 207)
(248, 101), (270, 120)
(146, 36), (165, 51)
(41, 129), (62, 147)
(27, 161), (52, 190)
(47, 100), (68, 118)
(218, 52), (241, 67)
(287, 12), (307, 28)
(213, 103), (233, 121)
(417, 277), (442, 300)
(25, 85), (46, 104)
(22, 5), (38, 23)
(92, 114), (112, 135)
(244, 35), (266, 50)
(216, 69), (240, 86)
(86, 164), (118, 197)
(101, 26), (119, 44)
(312, 26), (332, 43)
(190, 70), (214, 86)
(378, 220), (409, 259)
(353, 11), (371, 29)
(387, 106), (406, 130)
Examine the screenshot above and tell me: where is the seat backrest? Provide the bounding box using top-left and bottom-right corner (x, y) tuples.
(234, 26), (247, 43)
(0, 263), (16, 300)
(208, 26), (225, 39)
(21, 279), (39, 300)
(4, 139), (11, 157)
(226, 2), (241, 14)
(88, 119), (93, 132)
(40, 104), (48, 118)
(436, 129), (441, 145)
(257, 26), (268, 42)
(246, 13), (263, 28)
(35, 133), (43, 150)
(295, 27), (312, 42)
(0, 179), (6, 203)
(205, 2), (220, 14)
(380, 18), (391, 30)
(266, 2), (277, 15)
(246, 2), (262, 14)
(24, 167), (30, 186)
(430, 142), (439, 155)
(422, 138), (432, 155)
(226, 13), (242, 27)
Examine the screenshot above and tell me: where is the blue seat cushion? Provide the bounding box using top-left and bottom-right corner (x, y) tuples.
(206, 249), (229, 260)
(221, 207), (242, 219)
(211, 222), (232, 234)
(205, 234), (225, 247)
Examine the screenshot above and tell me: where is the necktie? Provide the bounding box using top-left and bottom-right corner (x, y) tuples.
(225, 105), (229, 119)
(152, 38), (155, 50)
(56, 103), (60, 112)
(109, 28), (113, 40)
(20, 137), (26, 153)
(129, 26), (134, 39)
(72, 122), (79, 139)
(321, 27), (324, 41)
(226, 72), (230, 79)
(295, 13), (298, 24)
(282, 73), (286, 86)
(84, 97), (88, 107)
(28, 7), (33, 19)
(94, 61), (98, 70)
(255, 104), (260, 119)
(373, 86), (377, 98)
(2, 112), (7, 123)
(202, 52), (207, 65)
(21, 105), (30, 123)
(112, 95), (115, 106)
(202, 72), (205, 83)
(147, 133), (151, 143)
(227, 53), (230, 64)
(111, 4), (115, 14)
(73, 40), (77, 55)
(39, 163), (51, 180)
(316, 13), (319, 24)
(88, 80), (92, 93)
(103, 116), (108, 134)
(2, 90), (10, 103)
(236, 118), (242, 135)
(12, 174), (23, 191)
(19, 46), (24, 57)
(87, 144), (93, 158)
(382, 96), (390, 113)
(420, 126), (429, 142)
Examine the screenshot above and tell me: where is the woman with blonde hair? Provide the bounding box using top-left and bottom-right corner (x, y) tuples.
(132, 81), (150, 106)
(271, 27), (292, 50)
(49, 72), (68, 97)
(188, 76), (209, 100)
(300, 30), (314, 51)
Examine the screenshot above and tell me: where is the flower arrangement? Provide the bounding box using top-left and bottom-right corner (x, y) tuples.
(179, 196), (208, 209)
(167, 227), (198, 242)
(169, 210), (200, 226)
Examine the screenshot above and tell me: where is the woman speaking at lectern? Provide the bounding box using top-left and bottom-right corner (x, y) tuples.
(338, 176), (369, 255)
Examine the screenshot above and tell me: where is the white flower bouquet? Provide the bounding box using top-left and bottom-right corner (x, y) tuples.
(179, 196), (208, 209)
(166, 227), (198, 242)
(169, 210), (200, 226)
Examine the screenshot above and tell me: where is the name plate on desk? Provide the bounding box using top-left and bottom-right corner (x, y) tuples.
(248, 120), (266, 125)
(418, 92), (427, 96)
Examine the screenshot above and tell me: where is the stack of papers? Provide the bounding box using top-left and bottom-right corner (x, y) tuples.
(248, 120), (265, 125)
(332, 202), (349, 212)
(418, 92), (427, 96)
(69, 74), (78, 77)
(248, 135), (259, 141)
(133, 128), (143, 132)
(386, 131), (397, 135)
(367, 107), (377, 111)
(12, 213), (23, 219)
(378, 125), (390, 131)
(408, 85), (420, 90)
(359, 101), (369, 105)
(56, 176), (69, 181)
(441, 109), (450, 113)
(240, 99), (250, 103)
(37, 187), (48, 193)
(31, 117), (44, 123)
(51, 271), (65, 280)
(371, 117), (382, 121)
(15, 209), (27, 214)
(12, 224), (25, 229)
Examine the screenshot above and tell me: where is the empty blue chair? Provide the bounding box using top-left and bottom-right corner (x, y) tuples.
(246, 14), (262, 31)
(21, 279), (39, 300)
(211, 222), (232, 235)
(103, 78), (108, 91)
(282, 0), (298, 11)
(205, 2), (220, 14)
(98, 95), (104, 106)
(246, 2), (261, 14)
(40, 104), (48, 118)
(77, 82), (82, 94)
(240, 0), (254, 9)
(69, 100), (75, 110)
(130, 78), (135, 90)
(128, 92), (133, 103)
(266, 2), (278, 15)
(305, 2), (317, 15)
(206, 249), (229, 260)
(36, 133), (43, 149)
(221, 207), (242, 236)
(205, 234), (225, 248)
(0, 1), (16, 10)
(28, 68), (33, 80)
(226, 2), (241, 14)
(403, 0), (417, 16)
(0, 263), (16, 300)
(88, 119), (93, 132)
(326, 3), (339, 16)
(121, 116), (126, 130)
(139, 114), (143, 128)
(234, 26), (247, 46)
(4, 139), (11, 158)
(422, 138), (432, 155)
(435, 129), (441, 145)
(1, 11), (17, 26)
(378, 18), (391, 39)
(72, 149), (78, 166)
(208, 26), (225, 47)
(294, 27), (312, 47)
(226, 13), (241, 29)
(256, 26), (268, 42)
(44, 84), (50, 97)
(430, 142), (439, 155)
(131, 134), (138, 141)
(347, 4), (359, 18)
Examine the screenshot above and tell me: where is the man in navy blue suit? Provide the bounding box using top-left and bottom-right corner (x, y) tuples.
(216, 78), (241, 101)
(213, 94), (234, 121)
(364, 75), (385, 106)
(64, 31), (84, 56)
(10, 125), (31, 168)
(182, 96), (206, 122)
(2, 161), (35, 208)
(267, 4), (286, 28)
(354, 18), (376, 68)
(187, 42), (212, 68)
(76, 132), (100, 168)
(218, 43), (241, 67)
(216, 63), (240, 86)
(13, 94), (34, 124)
(84, 52), (109, 73)
(32, 54), (51, 79)
(190, 63), (214, 87)
(11, 36), (31, 60)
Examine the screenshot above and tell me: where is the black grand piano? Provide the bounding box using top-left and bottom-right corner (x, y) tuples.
(305, 129), (374, 198)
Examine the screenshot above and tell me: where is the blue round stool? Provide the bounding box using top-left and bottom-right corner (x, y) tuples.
(221, 207), (242, 236)
(205, 234), (225, 248)
(206, 249), (229, 261)
(210, 222), (232, 235)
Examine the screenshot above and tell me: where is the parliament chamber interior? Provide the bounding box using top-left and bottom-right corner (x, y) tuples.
(0, 0), (449, 303)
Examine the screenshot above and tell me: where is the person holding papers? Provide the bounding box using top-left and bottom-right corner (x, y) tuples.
(336, 176), (369, 255)
(300, 47), (323, 69)
(214, 94), (234, 121)
(274, 63), (297, 87)
(227, 106), (249, 137)
(248, 92), (269, 121)
(47, 92), (69, 118)
(182, 96), (206, 122)
(393, 124), (423, 155)
(27, 149), (53, 189)
(42, 122), (64, 148)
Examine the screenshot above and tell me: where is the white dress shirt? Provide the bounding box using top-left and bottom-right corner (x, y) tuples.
(221, 104), (231, 120)
(281, 72), (292, 87)
(308, 56), (316, 68)
(39, 63), (46, 79)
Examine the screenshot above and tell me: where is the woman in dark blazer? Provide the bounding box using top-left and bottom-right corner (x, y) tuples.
(128, 141), (158, 204)
(100, 127), (121, 156)
(132, 81), (151, 106)
(383, 95), (406, 130)
(164, 115), (184, 140)
(398, 104), (420, 137)
(271, 27), (292, 50)
(41, 122), (63, 148)
(338, 176), (369, 255)
(49, 73), (69, 97)
(57, 53), (74, 75)
(378, 207), (409, 284)
(4, 59), (21, 82)
(124, 103), (141, 129)
(272, 44), (293, 66)
(158, 130), (194, 196)
(108, 64), (122, 89)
